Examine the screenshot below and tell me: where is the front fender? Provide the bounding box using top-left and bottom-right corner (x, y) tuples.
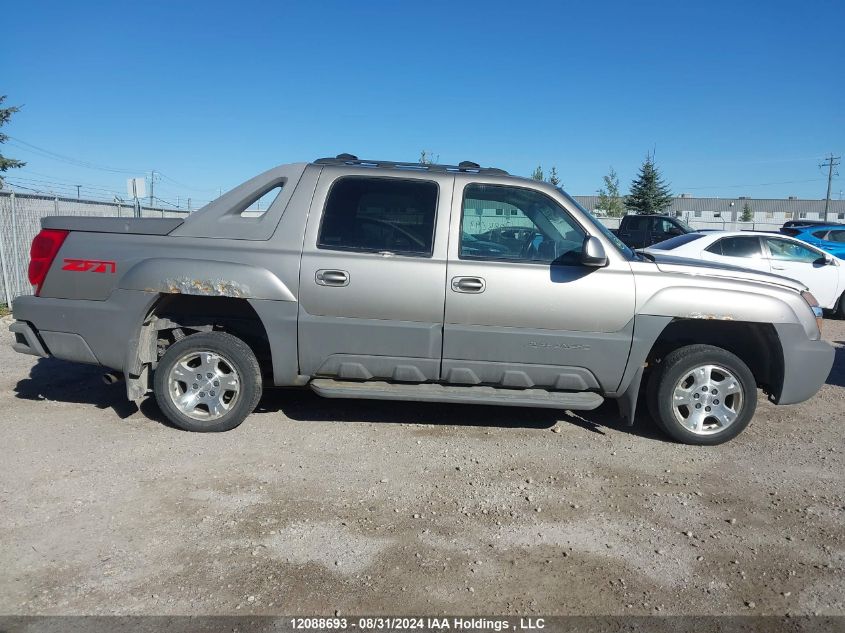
(119, 258), (296, 302)
(639, 285), (818, 338)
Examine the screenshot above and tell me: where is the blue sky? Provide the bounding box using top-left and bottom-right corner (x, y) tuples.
(2, 0), (843, 206)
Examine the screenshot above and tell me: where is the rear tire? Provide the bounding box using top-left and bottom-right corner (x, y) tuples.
(837, 293), (845, 319)
(647, 344), (757, 445)
(153, 332), (262, 432)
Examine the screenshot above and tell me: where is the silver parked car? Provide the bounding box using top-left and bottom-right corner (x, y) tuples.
(9, 155), (834, 445)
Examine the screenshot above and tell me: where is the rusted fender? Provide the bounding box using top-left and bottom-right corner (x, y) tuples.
(118, 258), (296, 301)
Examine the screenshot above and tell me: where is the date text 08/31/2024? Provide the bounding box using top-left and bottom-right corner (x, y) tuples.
(290, 617), (546, 631)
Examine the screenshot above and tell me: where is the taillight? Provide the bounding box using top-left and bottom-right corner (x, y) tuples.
(28, 229), (68, 295)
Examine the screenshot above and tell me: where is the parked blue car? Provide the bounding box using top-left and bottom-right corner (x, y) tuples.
(781, 224), (845, 259)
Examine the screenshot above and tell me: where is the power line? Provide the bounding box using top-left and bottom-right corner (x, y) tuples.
(11, 175), (124, 195)
(14, 170), (122, 191)
(156, 171), (220, 193)
(6, 136), (144, 174)
(9, 137), (221, 197)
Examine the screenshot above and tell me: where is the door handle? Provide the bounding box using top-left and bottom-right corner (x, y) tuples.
(771, 266), (786, 271)
(451, 276), (486, 293)
(315, 269), (350, 287)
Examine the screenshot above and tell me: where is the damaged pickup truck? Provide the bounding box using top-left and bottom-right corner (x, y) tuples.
(9, 155), (835, 444)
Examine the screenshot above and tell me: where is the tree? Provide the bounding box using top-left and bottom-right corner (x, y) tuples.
(597, 167), (625, 217)
(546, 166), (561, 187)
(531, 165), (544, 181)
(625, 154), (673, 215)
(740, 201), (753, 222)
(419, 150), (439, 165)
(0, 96), (25, 188)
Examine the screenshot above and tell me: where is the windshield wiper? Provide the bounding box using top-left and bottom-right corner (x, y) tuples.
(636, 250), (656, 262)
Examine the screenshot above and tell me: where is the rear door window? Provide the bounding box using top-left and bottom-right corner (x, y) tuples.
(706, 236), (762, 258)
(318, 177), (438, 256)
(626, 216), (648, 231)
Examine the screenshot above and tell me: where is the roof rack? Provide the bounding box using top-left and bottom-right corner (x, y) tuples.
(313, 154), (508, 175)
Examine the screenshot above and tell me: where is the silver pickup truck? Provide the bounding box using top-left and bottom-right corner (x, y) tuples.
(9, 155), (834, 444)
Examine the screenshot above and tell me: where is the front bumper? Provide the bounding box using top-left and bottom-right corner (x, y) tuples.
(773, 323), (835, 405)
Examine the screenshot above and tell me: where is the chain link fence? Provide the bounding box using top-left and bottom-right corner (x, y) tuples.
(0, 191), (188, 306)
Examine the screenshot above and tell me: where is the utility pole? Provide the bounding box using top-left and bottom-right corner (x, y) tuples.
(149, 170), (156, 208)
(76, 185), (81, 199)
(820, 153), (841, 218)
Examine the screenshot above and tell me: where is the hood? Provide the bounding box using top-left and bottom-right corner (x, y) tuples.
(642, 252), (807, 293)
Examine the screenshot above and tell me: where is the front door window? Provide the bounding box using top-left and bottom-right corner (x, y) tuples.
(459, 184), (585, 265)
(765, 238), (820, 263)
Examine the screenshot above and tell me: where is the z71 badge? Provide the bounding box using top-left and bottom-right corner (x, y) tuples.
(62, 258), (116, 273)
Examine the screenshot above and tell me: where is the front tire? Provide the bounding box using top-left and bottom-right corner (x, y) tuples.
(153, 332), (263, 432)
(647, 344), (757, 445)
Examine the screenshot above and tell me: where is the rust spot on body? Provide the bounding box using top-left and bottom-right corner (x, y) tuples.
(688, 311), (735, 321)
(160, 278), (250, 298)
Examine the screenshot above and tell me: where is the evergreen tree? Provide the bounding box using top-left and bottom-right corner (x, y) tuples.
(740, 202), (753, 222)
(546, 166), (561, 187)
(597, 167), (625, 217)
(0, 96), (25, 188)
(625, 154), (673, 215)
(530, 165), (544, 181)
(418, 150), (439, 165)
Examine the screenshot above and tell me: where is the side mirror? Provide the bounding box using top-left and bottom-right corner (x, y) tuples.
(581, 236), (608, 267)
(667, 226), (684, 236)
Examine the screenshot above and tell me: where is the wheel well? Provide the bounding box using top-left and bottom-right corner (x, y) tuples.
(144, 294), (272, 379)
(646, 319), (784, 396)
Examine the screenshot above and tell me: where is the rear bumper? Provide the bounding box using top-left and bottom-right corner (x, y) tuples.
(10, 291), (158, 371)
(9, 320), (49, 357)
(9, 318), (101, 365)
(773, 323), (835, 405)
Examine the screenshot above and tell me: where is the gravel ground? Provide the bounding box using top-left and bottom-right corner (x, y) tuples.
(1, 316), (843, 616)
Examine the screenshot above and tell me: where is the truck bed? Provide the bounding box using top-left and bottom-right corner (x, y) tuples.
(41, 216), (184, 235)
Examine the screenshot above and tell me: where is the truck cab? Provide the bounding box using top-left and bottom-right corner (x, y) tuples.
(616, 214), (694, 249)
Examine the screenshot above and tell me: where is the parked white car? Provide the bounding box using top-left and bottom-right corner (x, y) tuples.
(644, 231), (844, 315)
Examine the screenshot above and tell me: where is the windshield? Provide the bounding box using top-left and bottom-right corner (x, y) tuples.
(675, 217), (695, 232)
(558, 189), (636, 259)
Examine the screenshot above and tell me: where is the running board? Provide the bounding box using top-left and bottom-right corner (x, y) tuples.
(309, 379), (604, 410)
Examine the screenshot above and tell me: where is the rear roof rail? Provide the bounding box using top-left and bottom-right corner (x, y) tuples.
(313, 154), (508, 175)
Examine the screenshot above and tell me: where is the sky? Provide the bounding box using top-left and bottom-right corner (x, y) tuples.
(1, 0), (844, 207)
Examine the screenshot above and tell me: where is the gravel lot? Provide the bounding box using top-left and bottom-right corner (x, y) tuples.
(1, 316), (843, 616)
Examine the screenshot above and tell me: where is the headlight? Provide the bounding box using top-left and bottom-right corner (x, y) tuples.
(801, 290), (823, 336)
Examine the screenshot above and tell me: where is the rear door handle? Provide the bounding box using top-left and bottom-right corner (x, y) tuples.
(771, 266), (786, 271)
(315, 269), (350, 286)
(451, 276), (486, 293)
